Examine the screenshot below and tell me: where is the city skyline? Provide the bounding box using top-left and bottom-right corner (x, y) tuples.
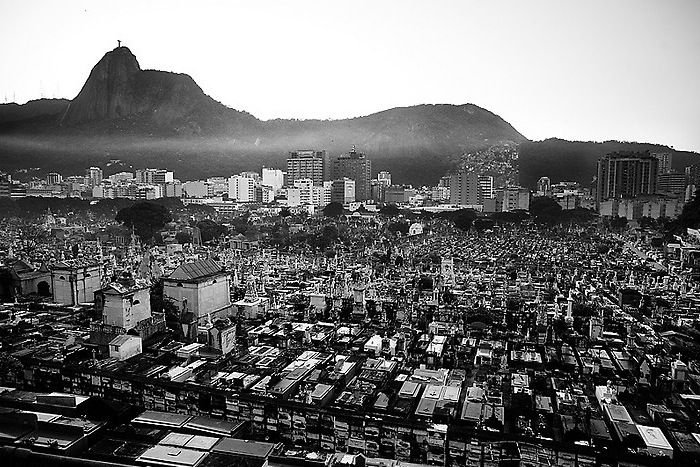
(1, 0), (700, 153)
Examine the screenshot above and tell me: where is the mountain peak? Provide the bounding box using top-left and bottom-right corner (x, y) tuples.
(59, 47), (258, 134)
(61, 47), (142, 124)
(106, 46), (141, 69)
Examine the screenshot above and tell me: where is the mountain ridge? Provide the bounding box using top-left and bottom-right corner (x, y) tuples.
(0, 47), (526, 185)
(1, 47), (697, 187)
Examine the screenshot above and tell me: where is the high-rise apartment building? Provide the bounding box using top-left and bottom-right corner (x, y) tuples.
(652, 152), (672, 174)
(478, 175), (494, 201)
(501, 186), (530, 212)
(449, 171), (493, 206)
(657, 172), (687, 197)
(164, 181), (183, 198)
(183, 180), (214, 198)
(596, 152), (658, 207)
(377, 171), (392, 187)
(385, 186), (417, 204)
(135, 168), (174, 185)
(85, 167), (103, 187)
(537, 177), (551, 196)
(46, 172), (63, 185)
(686, 164), (700, 187)
(228, 175), (256, 202)
(262, 167), (284, 192)
(258, 185), (275, 204)
(332, 146), (371, 201)
(293, 178), (314, 205)
(287, 150), (328, 186)
(331, 178), (355, 204)
(239, 171), (260, 181)
(207, 177), (229, 196)
(314, 183), (331, 207)
(484, 186), (530, 212)
(109, 172), (134, 183)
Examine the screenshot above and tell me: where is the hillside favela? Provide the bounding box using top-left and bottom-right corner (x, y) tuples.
(1, 3), (700, 467)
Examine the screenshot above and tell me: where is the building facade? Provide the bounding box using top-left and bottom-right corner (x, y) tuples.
(331, 178), (356, 205)
(135, 168), (174, 185)
(657, 172), (688, 198)
(97, 276), (152, 331)
(596, 152), (659, 207)
(332, 147), (372, 201)
(163, 258), (232, 324)
(377, 171), (392, 187)
(228, 175), (257, 202)
(652, 152), (672, 174)
(262, 167), (285, 192)
(85, 167), (103, 187)
(537, 177), (551, 196)
(293, 178), (314, 205)
(51, 262), (102, 306)
(449, 171), (494, 206)
(287, 150), (329, 186)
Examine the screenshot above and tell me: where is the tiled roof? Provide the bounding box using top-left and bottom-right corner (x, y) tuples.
(168, 258), (223, 281)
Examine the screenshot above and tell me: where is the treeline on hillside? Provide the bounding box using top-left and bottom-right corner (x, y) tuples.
(0, 196), (213, 219)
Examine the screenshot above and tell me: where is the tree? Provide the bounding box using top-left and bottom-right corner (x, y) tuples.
(0, 199), (20, 218)
(491, 210), (529, 224)
(21, 224), (49, 256)
(197, 219), (228, 243)
(323, 202), (344, 217)
(452, 209), (478, 231)
(678, 188), (700, 229)
(279, 207), (292, 217)
(610, 216), (628, 232)
(311, 224), (339, 250)
(175, 232), (192, 244)
(322, 224), (339, 240)
(560, 207), (597, 225)
(186, 203), (216, 216)
(387, 221), (410, 235)
(380, 204), (401, 216)
(530, 196), (562, 224)
(473, 218), (495, 232)
(115, 202), (172, 242)
(638, 216), (656, 230)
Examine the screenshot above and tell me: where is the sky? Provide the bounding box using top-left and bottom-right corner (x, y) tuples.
(1, 0), (699, 151)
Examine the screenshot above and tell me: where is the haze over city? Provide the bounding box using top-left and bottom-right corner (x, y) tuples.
(1, 0), (699, 152)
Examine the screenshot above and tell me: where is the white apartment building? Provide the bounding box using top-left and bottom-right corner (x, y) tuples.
(262, 167), (285, 192)
(313, 183), (331, 207)
(183, 180), (214, 198)
(228, 175), (256, 202)
(293, 178), (314, 205)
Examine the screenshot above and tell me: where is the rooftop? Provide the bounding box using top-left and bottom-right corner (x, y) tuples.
(167, 258), (223, 281)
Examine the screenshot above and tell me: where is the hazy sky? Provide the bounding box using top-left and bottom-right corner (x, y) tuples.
(1, 0), (699, 151)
